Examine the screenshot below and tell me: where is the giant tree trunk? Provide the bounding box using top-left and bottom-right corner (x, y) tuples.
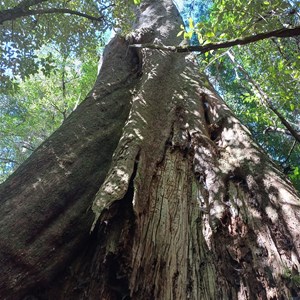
(1, 0), (300, 299)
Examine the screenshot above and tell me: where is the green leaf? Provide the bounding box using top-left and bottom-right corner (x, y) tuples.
(184, 31), (193, 39)
(278, 60), (284, 71)
(206, 32), (215, 38)
(188, 17), (194, 30)
(197, 33), (204, 44)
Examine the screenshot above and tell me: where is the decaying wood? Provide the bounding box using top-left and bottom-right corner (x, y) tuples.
(0, 0), (300, 299)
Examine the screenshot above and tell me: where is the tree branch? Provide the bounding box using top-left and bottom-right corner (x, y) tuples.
(129, 25), (300, 53)
(264, 126), (299, 137)
(282, 140), (297, 166)
(0, 6), (104, 24)
(227, 50), (300, 144)
(0, 157), (19, 164)
(246, 8), (297, 33)
(268, 105), (300, 143)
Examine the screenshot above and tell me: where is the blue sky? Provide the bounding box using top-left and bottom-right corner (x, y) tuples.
(174, 0), (184, 11)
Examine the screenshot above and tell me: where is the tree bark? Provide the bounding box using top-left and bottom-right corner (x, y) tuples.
(1, 0), (300, 299)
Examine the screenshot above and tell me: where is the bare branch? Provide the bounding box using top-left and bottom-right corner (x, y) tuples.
(268, 106), (300, 143)
(130, 25), (300, 53)
(264, 126), (299, 137)
(282, 140), (297, 166)
(0, 157), (19, 164)
(255, 8), (297, 25)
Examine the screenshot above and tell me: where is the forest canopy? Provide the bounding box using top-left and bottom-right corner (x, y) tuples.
(0, 0), (299, 189)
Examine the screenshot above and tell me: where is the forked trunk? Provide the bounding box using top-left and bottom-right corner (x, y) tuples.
(0, 0), (300, 299)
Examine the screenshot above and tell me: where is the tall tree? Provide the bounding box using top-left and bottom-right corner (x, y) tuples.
(1, 0), (300, 299)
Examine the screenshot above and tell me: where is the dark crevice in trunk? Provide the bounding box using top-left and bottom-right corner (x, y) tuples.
(209, 119), (225, 142)
(200, 93), (225, 142)
(94, 156), (140, 297)
(165, 122), (174, 148)
(201, 93), (211, 128)
(29, 162), (139, 300)
(128, 45), (143, 78)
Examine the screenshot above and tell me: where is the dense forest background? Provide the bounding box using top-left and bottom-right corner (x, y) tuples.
(1, 0), (299, 189)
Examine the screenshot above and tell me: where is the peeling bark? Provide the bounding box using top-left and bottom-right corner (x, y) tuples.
(1, 0), (300, 299)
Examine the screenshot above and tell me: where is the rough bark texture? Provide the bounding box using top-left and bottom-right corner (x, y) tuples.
(1, 0), (300, 299)
(0, 32), (138, 298)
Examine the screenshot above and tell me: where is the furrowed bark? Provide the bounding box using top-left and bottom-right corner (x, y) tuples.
(91, 1), (300, 298)
(1, 0), (300, 299)
(0, 34), (140, 298)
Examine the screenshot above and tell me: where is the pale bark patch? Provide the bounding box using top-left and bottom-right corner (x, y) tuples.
(130, 149), (217, 299)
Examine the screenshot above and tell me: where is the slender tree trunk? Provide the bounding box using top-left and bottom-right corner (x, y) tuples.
(1, 1), (300, 299)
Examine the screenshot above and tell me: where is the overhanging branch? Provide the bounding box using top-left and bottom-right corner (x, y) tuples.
(264, 126), (298, 137)
(129, 25), (300, 53)
(0, 157), (19, 164)
(0, 5), (105, 24)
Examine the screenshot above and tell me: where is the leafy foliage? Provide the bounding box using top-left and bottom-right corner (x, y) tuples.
(0, 0), (139, 181)
(180, 0), (300, 190)
(0, 0), (137, 92)
(0, 48), (98, 181)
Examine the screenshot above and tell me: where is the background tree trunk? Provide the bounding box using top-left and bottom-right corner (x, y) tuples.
(1, 0), (300, 299)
